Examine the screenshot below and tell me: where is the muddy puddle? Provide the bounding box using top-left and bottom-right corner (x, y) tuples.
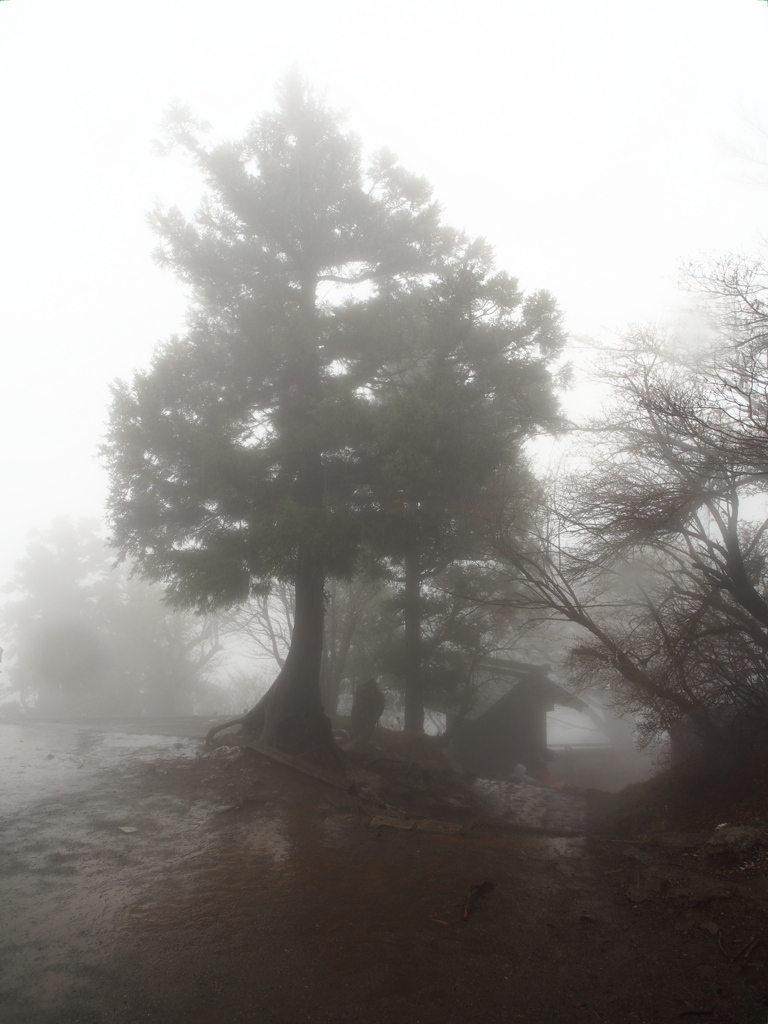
(120, 791), (544, 1018)
(1, 718), (766, 1024)
(474, 776), (586, 833)
(0, 721), (199, 813)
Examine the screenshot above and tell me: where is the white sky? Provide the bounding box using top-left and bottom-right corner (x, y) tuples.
(0, 0), (767, 593)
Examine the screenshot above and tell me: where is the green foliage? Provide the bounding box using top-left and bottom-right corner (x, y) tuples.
(364, 235), (566, 571)
(105, 77), (446, 612)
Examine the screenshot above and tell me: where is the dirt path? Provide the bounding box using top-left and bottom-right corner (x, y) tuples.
(0, 718), (766, 1024)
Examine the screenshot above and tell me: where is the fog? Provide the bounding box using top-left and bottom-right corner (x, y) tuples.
(0, 0), (766, 589)
(3, 10), (768, 1016)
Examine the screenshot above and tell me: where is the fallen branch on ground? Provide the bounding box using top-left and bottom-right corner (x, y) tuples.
(369, 815), (465, 835)
(246, 740), (353, 792)
(462, 880), (495, 921)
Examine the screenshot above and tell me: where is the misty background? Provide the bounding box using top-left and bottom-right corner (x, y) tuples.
(0, 0), (767, 726)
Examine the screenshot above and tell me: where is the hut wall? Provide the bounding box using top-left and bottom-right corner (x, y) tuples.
(448, 683), (550, 778)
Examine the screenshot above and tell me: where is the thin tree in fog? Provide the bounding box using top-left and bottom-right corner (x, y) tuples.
(360, 559), (546, 725)
(222, 575), (381, 714)
(319, 574), (383, 714)
(222, 582), (295, 670)
(362, 239), (565, 730)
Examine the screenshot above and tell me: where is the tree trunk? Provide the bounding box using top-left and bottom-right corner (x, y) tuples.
(403, 547), (424, 732)
(319, 582), (342, 715)
(244, 270), (342, 761)
(320, 642), (346, 717)
(319, 582), (357, 715)
(240, 553), (341, 767)
(211, 275), (343, 766)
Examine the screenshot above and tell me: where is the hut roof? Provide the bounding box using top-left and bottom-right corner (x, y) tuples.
(430, 657), (585, 721)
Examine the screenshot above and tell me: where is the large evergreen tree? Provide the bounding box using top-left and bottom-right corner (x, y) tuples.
(104, 79), (444, 760)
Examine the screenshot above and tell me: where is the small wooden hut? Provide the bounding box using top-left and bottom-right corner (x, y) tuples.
(435, 657), (586, 779)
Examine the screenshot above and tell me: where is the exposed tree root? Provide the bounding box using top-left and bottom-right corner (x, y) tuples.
(205, 717), (246, 747)
(205, 690), (345, 773)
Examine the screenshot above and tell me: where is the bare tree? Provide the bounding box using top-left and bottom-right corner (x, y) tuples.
(221, 583), (295, 670)
(222, 576), (383, 715)
(493, 315), (768, 768)
(320, 576), (382, 714)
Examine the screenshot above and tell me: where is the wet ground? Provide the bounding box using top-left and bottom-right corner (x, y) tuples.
(1, 717), (767, 1024)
